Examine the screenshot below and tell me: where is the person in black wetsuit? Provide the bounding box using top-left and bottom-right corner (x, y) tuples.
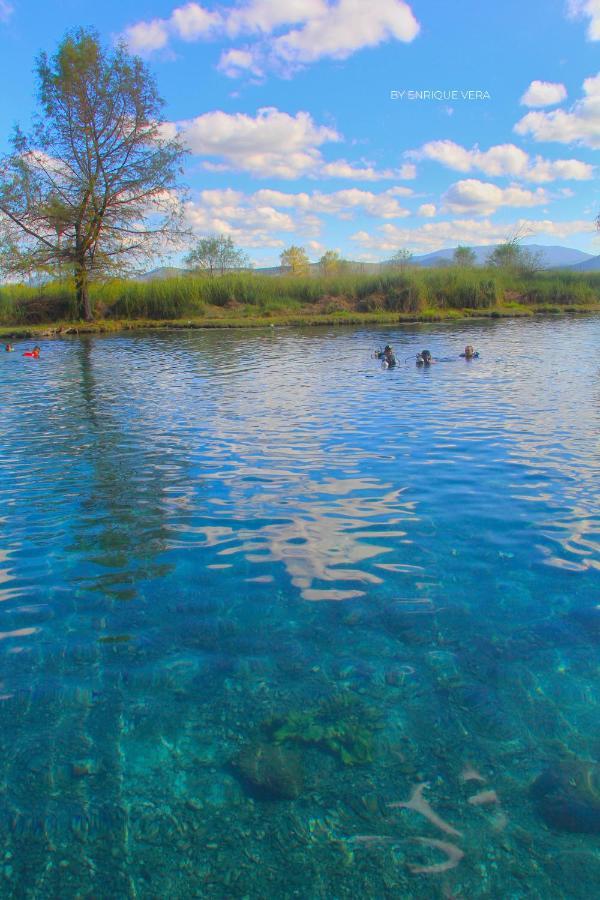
(375, 344), (397, 367)
(416, 349), (433, 366)
(460, 344), (479, 359)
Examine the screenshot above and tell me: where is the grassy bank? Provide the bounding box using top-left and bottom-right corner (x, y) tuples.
(1, 268), (599, 336)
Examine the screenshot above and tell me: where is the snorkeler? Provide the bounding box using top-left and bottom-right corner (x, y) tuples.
(460, 344), (479, 359)
(375, 344), (397, 368)
(416, 349), (434, 366)
(22, 345), (40, 359)
(4, 344), (14, 352)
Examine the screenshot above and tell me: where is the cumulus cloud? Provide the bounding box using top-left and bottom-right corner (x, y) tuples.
(269, 0), (419, 67)
(179, 107), (340, 178)
(217, 47), (264, 77)
(320, 160), (416, 181)
(351, 217), (594, 253)
(171, 3), (223, 40)
(174, 106), (416, 181)
(515, 72), (600, 149)
(123, 3), (222, 54)
(0, 1), (13, 23)
(251, 187), (411, 218)
(568, 0), (600, 40)
(122, 18), (170, 53)
(185, 188), (296, 247)
(183, 185), (414, 248)
(123, 0), (420, 75)
(225, 0), (327, 37)
(521, 80), (568, 108)
(411, 139), (594, 182)
(442, 180), (548, 216)
(418, 204), (437, 217)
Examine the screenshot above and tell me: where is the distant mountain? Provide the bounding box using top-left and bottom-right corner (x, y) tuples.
(136, 266), (190, 281)
(410, 245), (594, 269)
(566, 254), (600, 271)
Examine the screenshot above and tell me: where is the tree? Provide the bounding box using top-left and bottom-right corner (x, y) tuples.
(185, 234), (249, 276)
(486, 235), (543, 275)
(389, 248), (413, 271)
(319, 249), (342, 276)
(453, 245), (477, 267)
(280, 245), (310, 276)
(0, 29), (186, 320)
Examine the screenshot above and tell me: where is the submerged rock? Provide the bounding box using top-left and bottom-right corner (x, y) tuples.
(231, 741), (304, 800)
(531, 760), (600, 833)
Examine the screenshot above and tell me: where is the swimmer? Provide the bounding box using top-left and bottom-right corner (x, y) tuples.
(416, 349), (434, 366)
(375, 344), (397, 368)
(460, 344), (479, 359)
(5, 343), (14, 352)
(23, 345), (40, 359)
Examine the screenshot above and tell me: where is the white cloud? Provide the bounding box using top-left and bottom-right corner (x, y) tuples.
(123, 19), (170, 53)
(174, 106), (416, 181)
(225, 0), (327, 37)
(271, 0), (420, 67)
(255, 187), (410, 218)
(442, 180), (549, 216)
(171, 3), (223, 40)
(527, 158), (593, 181)
(123, 0), (420, 74)
(521, 80), (568, 108)
(179, 107), (340, 178)
(418, 204), (437, 217)
(320, 160), (416, 181)
(351, 218), (594, 253)
(185, 189), (297, 248)
(0, 1), (13, 23)
(411, 139), (594, 182)
(123, 3), (222, 54)
(217, 48), (264, 78)
(514, 71), (600, 148)
(568, 0), (600, 39)
(183, 184), (416, 248)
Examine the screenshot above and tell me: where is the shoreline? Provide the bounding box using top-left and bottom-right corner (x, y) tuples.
(1, 303), (599, 340)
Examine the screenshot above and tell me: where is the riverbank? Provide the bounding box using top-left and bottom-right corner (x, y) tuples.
(2, 268), (599, 337)
(1, 302), (599, 340)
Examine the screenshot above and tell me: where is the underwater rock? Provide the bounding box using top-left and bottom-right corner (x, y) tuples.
(531, 760), (600, 833)
(231, 742), (304, 800)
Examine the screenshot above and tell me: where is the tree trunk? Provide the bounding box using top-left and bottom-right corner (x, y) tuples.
(75, 266), (93, 322)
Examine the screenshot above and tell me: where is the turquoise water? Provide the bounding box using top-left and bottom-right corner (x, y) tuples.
(0, 317), (599, 898)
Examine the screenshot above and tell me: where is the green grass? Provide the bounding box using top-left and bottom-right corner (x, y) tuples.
(1, 268), (599, 331)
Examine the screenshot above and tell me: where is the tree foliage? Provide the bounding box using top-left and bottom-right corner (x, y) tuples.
(389, 248), (414, 270)
(0, 28), (187, 320)
(453, 245), (477, 267)
(319, 249), (343, 276)
(185, 234), (250, 276)
(486, 235), (543, 275)
(280, 245), (310, 276)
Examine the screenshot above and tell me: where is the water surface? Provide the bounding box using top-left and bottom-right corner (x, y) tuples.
(0, 317), (599, 897)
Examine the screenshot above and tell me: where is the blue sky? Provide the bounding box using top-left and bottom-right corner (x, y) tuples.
(1, 0), (599, 265)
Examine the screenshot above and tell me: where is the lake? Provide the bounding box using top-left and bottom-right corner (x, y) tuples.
(0, 316), (599, 898)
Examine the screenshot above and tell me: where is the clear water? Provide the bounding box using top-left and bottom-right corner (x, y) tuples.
(0, 317), (599, 898)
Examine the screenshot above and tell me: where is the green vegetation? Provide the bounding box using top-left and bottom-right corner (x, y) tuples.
(0, 29), (186, 321)
(267, 694), (380, 766)
(1, 266), (598, 336)
(280, 245), (310, 276)
(185, 234), (250, 276)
